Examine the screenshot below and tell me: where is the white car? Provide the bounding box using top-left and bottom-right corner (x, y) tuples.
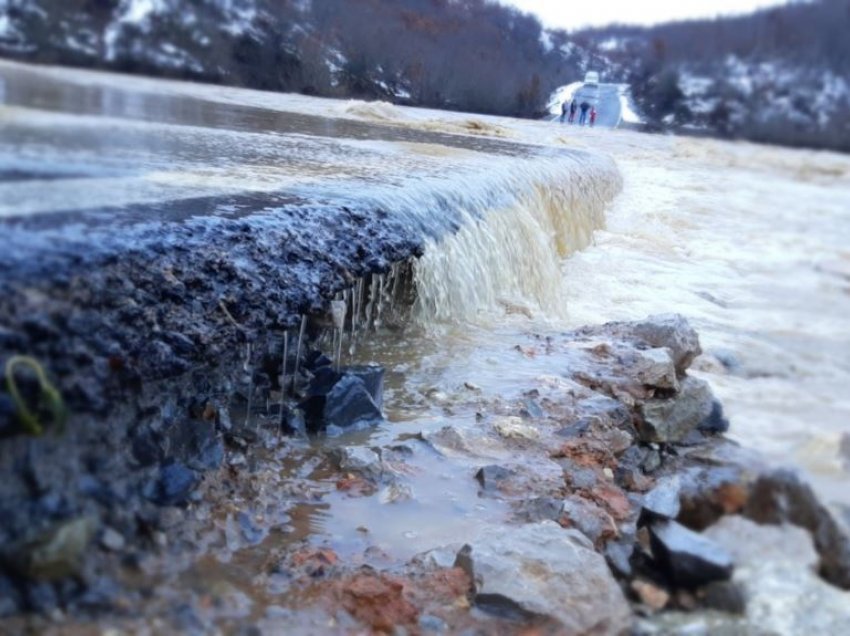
(584, 71), (600, 86)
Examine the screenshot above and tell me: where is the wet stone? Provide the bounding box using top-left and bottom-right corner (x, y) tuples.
(454, 521), (632, 633)
(342, 364), (385, 410)
(513, 496), (563, 523)
(474, 465), (515, 492)
(631, 314), (702, 375)
(640, 476), (682, 525)
(648, 519), (733, 589)
(145, 460), (198, 506)
(328, 446), (383, 482)
(323, 375), (383, 430)
(561, 496), (618, 546)
(638, 376), (715, 443)
(697, 400), (730, 435)
(633, 347), (679, 391)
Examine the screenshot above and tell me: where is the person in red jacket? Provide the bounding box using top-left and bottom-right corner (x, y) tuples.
(590, 106), (598, 127)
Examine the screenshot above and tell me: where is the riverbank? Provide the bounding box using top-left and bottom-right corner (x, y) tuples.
(4, 314), (849, 634)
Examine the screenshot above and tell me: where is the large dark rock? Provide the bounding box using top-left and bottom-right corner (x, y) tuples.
(164, 419), (224, 472)
(301, 366), (384, 432)
(145, 461), (198, 506)
(744, 469), (850, 589)
(322, 375), (383, 429)
(342, 364), (385, 410)
(648, 519), (733, 588)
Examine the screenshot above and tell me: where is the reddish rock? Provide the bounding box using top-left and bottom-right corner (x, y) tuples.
(339, 573), (419, 632)
(552, 438), (617, 470)
(590, 482), (632, 522)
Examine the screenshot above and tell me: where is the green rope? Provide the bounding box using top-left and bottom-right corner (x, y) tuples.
(4, 356), (67, 436)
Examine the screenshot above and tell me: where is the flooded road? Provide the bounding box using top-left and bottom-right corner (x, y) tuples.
(1, 59), (849, 632)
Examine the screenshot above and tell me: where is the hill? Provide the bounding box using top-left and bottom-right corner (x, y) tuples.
(0, 0), (609, 118)
(576, 0), (850, 151)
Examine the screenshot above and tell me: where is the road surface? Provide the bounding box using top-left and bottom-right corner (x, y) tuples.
(550, 83), (623, 128)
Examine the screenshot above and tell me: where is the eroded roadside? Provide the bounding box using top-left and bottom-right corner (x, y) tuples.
(4, 314), (849, 634)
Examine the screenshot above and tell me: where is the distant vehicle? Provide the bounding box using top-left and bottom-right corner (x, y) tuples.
(584, 71), (600, 86)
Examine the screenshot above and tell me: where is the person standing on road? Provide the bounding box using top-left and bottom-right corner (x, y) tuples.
(579, 100), (590, 125)
(590, 106), (597, 127)
(569, 99), (577, 124)
(560, 101), (568, 123)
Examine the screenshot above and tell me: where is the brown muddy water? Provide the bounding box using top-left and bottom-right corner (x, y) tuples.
(2, 59), (849, 632)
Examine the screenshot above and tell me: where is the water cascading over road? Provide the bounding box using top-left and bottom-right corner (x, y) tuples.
(0, 59), (623, 560)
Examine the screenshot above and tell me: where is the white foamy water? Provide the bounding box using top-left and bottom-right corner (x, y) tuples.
(414, 121), (850, 507)
(557, 134), (850, 507)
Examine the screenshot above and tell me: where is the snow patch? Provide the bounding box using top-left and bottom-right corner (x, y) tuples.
(617, 85), (643, 124)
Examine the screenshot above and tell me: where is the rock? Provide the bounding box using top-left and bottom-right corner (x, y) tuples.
(339, 573), (419, 632)
(423, 425), (508, 460)
(146, 460), (198, 506)
(637, 376), (715, 443)
(640, 476), (682, 524)
(631, 579), (670, 611)
(164, 419), (224, 472)
(561, 496), (618, 546)
(513, 497), (563, 523)
(341, 364), (385, 410)
(418, 614), (448, 633)
(11, 517), (96, 580)
(454, 521), (631, 634)
(474, 465), (515, 492)
(648, 519), (733, 588)
(492, 416), (539, 441)
(328, 446), (383, 482)
(633, 347), (680, 391)
(604, 540), (635, 579)
(699, 580), (746, 614)
(519, 398), (544, 419)
(743, 469), (850, 589)
(237, 511), (264, 544)
(379, 482), (414, 504)
(631, 314), (702, 375)
(641, 448), (662, 473)
(697, 400), (730, 435)
(705, 515), (850, 633)
(0, 575), (21, 617)
(323, 375), (383, 429)
(99, 527), (125, 552)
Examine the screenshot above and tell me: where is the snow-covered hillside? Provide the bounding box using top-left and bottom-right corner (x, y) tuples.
(0, 0), (605, 118)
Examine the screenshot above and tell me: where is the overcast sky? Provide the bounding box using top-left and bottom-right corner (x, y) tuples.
(500, 0), (790, 30)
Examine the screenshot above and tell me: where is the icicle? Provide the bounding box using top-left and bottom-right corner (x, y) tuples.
(330, 299), (346, 372)
(243, 342), (253, 429)
(279, 330), (289, 432)
(291, 315), (306, 395)
(375, 274), (385, 329)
